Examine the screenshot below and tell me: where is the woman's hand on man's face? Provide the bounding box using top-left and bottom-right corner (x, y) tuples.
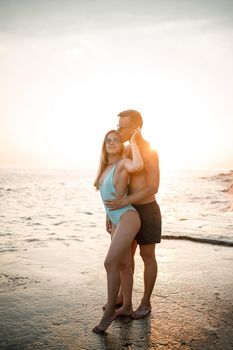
(130, 127), (141, 144)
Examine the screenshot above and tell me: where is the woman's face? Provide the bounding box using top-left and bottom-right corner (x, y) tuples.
(105, 132), (123, 155)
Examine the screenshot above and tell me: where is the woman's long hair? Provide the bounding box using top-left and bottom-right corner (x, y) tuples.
(93, 130), (124, 190)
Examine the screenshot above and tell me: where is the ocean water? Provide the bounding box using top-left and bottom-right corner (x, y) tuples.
(0, 168), (233, 252)
(0, 168), (233, 349)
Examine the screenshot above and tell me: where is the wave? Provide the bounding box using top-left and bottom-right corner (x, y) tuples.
(226, 184), (233, 194)
(53, 221), (66, 226)
(162, 235), (233, 247)
(0, 248), (18, 253)
(212, 170), (233, 177)
(206, 170), (233, 198)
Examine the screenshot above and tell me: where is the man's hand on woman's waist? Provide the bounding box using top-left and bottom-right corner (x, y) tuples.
(105, 193), (128, 210)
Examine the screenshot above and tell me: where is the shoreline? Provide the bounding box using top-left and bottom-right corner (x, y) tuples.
(162, 234), (233, 246)
(1, 239), (233, 349)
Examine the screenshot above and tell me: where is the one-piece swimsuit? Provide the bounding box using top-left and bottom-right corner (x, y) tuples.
(99, 163), (136, 225)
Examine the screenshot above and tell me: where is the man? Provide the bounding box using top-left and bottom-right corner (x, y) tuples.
(105, 109), (161, 319)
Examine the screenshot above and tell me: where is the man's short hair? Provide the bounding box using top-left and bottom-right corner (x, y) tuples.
(118, 109), (143, 128)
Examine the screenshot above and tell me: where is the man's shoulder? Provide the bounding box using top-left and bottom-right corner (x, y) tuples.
(141, 145), (159, 172)
(150, 148), (159, 159)
(123, 140), (159, 160)
(142, 140), (159, 158)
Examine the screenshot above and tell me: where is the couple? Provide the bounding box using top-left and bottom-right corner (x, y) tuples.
(93, 109), (161, 333)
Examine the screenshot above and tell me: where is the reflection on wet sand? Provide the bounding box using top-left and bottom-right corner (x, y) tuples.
(1, 240), (233, 349)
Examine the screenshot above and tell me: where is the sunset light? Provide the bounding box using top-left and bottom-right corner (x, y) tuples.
(0, 2), (232, 170)
(1, 2), (233, 348)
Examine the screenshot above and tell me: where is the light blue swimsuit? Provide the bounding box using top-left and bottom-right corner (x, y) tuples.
(99, 163), (136, 225)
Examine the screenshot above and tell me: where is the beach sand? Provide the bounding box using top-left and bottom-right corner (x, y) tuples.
(1, 239), (233, 350)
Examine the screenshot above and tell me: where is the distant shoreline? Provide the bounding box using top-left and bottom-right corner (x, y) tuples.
(162, 234), (233, 247)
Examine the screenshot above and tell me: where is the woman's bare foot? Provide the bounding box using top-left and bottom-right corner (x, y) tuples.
(93, 309), (117, 334)
(131, 303), (151, 319)
(115, 305), (133, 318)
(102, 296), (123, 310)
(92, 325), (106, 334)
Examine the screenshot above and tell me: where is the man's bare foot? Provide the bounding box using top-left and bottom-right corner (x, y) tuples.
(93, 309), (117, 334)
(131, 303), (151, 319)
(115, 305), (133, 318)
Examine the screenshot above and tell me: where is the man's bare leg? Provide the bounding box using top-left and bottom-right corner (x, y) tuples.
(131, 244), (157, 319)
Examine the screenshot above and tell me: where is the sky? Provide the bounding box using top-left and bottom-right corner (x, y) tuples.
(0, 0), (233, 170)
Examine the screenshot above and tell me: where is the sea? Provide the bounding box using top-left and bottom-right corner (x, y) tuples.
(0, 168), (233, 253)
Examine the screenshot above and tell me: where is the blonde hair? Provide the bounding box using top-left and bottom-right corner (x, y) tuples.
(93, 130), (124, 190)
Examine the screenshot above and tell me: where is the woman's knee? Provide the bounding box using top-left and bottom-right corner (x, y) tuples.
(104, 256), (117, 271)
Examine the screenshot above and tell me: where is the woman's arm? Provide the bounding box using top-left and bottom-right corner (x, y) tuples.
(123, 129), (143, 173)
(124, 151), (159, 204)
(105, 150), (159, 209)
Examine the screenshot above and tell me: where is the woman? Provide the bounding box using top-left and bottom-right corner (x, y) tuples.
(93, 128), (143, 333)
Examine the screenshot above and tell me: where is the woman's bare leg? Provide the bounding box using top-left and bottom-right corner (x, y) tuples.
(102, 224), (123, 310)
(116, 239), (138, 307)
(116, 249), (133, 316)
(116, 239), (138, 316)
(93, 211), (140, 333)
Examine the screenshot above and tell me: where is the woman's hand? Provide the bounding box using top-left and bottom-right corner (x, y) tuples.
(130, 127), (141, 144)
(106, 216), (112, 234)
(105, 193), (128, 210)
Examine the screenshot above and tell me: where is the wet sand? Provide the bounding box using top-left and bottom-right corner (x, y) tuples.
(0, 239), (233, 349)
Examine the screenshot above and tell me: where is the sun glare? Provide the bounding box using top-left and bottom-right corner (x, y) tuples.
(1, 12), (232, 170)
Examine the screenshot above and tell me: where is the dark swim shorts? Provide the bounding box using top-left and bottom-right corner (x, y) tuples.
(133, 201), (162, 245)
